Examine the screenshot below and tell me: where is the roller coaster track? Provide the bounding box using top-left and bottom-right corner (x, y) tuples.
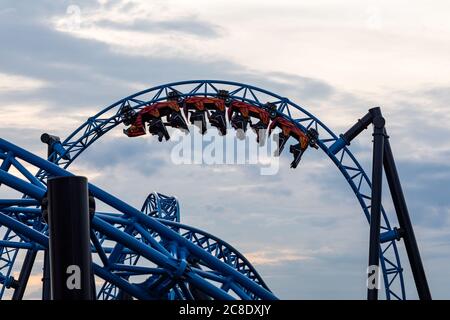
(0, 80), (406, 299)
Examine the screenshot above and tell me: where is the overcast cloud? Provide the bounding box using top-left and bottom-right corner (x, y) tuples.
(0, 0), (449, 299)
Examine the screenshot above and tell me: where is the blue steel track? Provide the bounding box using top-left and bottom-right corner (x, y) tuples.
(0, 80), (404, 299)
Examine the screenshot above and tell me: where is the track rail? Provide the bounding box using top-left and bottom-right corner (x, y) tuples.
(1, 80), (405, 299)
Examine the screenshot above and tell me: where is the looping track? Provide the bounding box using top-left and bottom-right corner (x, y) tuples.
(0, 80), (405, 299)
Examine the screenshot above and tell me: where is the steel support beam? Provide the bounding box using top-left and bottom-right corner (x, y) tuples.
(42, 251), (51, 300)
(383, 131), (431, 299)
(12, 249), (37, 300)
(47, 176), (94, 300)
(367, 107), (385, 300)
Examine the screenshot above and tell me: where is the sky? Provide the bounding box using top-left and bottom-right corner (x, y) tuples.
(0, 0), (449, 299)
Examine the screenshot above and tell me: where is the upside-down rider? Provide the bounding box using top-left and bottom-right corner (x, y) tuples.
(268, 112), (319, 168)
(227, 99), (271, 144)
(182, 90), (228, 135)
(122, 91), (189, 141)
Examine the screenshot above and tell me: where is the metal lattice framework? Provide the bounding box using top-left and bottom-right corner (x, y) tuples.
(0, 80), (406, 299)
(141, 193), (180, 222)
(0, 139), (275, 299)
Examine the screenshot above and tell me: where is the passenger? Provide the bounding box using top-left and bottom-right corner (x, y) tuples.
(269, 117), (319, 168)
(183, 96), (227, 135)
(228, 100), (270, 144)
(123, 99), (188, 140)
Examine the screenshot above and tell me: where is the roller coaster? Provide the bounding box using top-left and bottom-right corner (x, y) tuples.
(0, 80), (430, 300)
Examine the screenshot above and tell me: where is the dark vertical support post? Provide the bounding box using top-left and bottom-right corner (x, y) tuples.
(11, 249), (37, 300)
(332, 106), (431, 299)
(41, 133), (58, 300)
(42, 251), (51, 300)
(47, 176), (93, 300)
(367, 107), (385, 300)
(383, 132), (431, 299)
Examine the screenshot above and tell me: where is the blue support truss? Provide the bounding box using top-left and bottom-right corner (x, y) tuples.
(141, 193), (180, 222)
(0, 80), (408, 299)
(0, 138), (275, 300)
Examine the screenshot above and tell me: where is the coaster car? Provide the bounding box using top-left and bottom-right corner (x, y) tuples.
(227, 101), (271, 143)
(123, 99), (189, 141)
(183, 96), (227, 135)
(269, 117), (319, 168)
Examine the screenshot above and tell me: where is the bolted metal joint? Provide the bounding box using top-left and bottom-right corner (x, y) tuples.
(372, 116), (386, 130)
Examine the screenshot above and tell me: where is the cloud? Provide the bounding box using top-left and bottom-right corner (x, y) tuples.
(0, 73), (48, 92)
(244, 248), (313, 266)
(94, 16), (221, 38)
(0, 0), (449, 299)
